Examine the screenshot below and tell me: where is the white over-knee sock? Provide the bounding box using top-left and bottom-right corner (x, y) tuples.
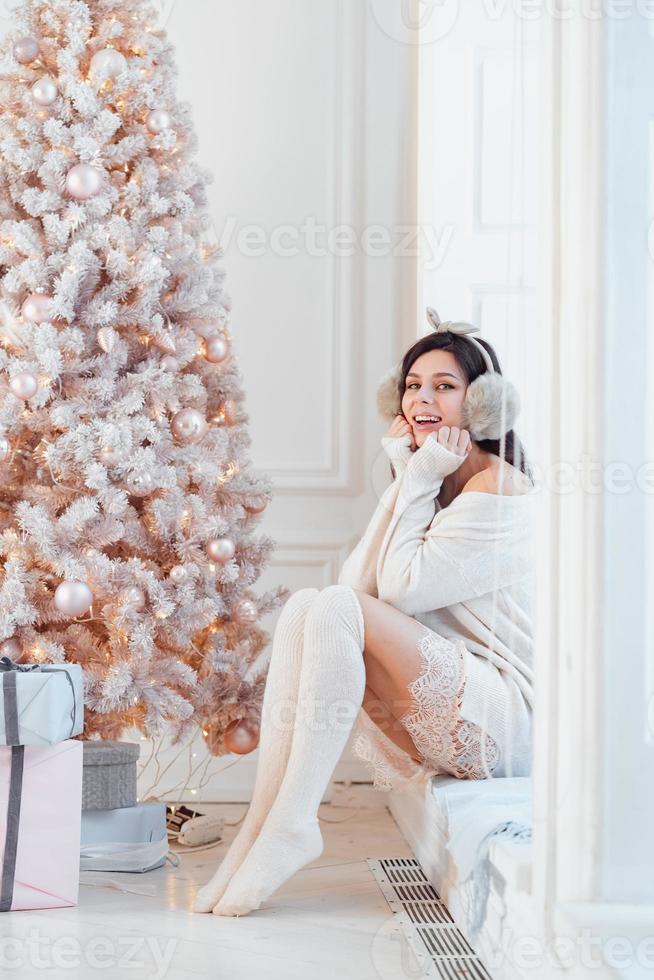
(213, 584), (366, 916)
(194, 587), (318, 913)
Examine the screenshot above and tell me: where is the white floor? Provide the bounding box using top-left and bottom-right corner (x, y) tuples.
(3, 784), (417, 980)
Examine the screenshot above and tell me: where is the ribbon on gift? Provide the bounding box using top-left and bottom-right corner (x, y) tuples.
(0, 745), (24, 912)
(80, 838), (170, 873)
(0, 657), (78, 745)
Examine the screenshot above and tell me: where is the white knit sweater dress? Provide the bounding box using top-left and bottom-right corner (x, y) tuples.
(337, 435), (537, 791)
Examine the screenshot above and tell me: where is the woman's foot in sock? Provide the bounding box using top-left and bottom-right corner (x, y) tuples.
(212, 819), (324, 916)
(193, 819), (262, 912)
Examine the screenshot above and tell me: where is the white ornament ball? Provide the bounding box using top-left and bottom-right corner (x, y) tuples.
(206, 538), (236, 563)
(204, 335), (229, 364)
(171, 408), (208, 445)
(120, 586), (146, 611)
(14, 37), (39, 64)
(22, 292), (52, 324)
(169, 565), (187, 584)
(97, 326), (118, 352)
(161, 356), (179, 372)
(10, 371), (38, 400)
(90, 48), (127, 83)
(233, 599), (258, 624)
(99, 446), (121, 466)
(146, 109), (172, 134)
(0, 638), (21, 659)
(0, 437), (11, 461)
(55, 581), (93, 617)
(126, 471), (154, 497)
(66, 163), (103, 200)
(32, 75), (58, 107)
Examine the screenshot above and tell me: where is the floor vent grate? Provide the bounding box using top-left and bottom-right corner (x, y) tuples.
(368, 857), (493, 980)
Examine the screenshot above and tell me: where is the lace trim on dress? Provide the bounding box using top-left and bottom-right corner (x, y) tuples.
(352, 628), (500, 791)
(401, 628), (500, 780)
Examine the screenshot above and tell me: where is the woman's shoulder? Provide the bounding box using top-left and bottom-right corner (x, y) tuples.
(461, 459), (533, 497)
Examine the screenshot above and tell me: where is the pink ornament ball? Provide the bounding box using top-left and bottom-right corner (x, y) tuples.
(169, 565), (188, 584)
(0, 638), (22, 659)
(223, 718), (260, 756)
(206, 538), (235, 564)
(233, 598), (258, 624)
(54, 581), (93, 617)
(10, 371), (38, 400)
(22, 292), (53, 324)
(14, 37), (39, 65)
(204, 335), (229, 364)
(244, 498), (267, 514)
(90, 48), (127, 84)
(161, 356), (179, 372)
(31, 75), (58, 107)
(146, 109), (172, 134)
(0, 437), (11, 461)
(119, 586), (146, 611)
(99, 446), (121, 466)
(171, 408), (208, 445)
(126, 471), (154, 497)
(66, 163), (104, 201)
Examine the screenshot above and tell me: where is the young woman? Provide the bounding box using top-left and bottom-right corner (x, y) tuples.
(195, 310), (536, 918)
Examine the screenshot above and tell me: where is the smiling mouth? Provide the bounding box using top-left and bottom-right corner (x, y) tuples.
(413, 416), (442, 428)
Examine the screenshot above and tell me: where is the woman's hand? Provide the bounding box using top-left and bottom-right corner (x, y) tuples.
(428, 425), (471, 458)
(383, 413), (416, 448)
(381, 414), (416, 475)
(403, 424), (472, 488)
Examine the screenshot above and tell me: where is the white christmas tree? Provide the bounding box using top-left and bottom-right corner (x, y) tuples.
(0, 0), (289, 755)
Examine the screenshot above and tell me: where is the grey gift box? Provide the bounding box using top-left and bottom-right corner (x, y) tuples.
(82, 740), (140, 811)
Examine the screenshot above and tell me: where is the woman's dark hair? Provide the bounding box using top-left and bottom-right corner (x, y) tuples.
(396, 331), (533, 481)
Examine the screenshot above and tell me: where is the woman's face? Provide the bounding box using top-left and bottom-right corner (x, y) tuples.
(400, 348), (468, 448)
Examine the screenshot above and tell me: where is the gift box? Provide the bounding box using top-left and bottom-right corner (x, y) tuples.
(0, 657), (84, 746)
(80, 801), (168, 873)
(0, 739), (83, 911)
(82, 740), (139, 811)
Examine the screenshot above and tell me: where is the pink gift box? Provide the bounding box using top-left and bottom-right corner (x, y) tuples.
(0, 739), (82, 911)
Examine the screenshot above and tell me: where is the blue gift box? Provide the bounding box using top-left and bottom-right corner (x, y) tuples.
(0, 658), (83, 746)
(80, 802), (168, 873)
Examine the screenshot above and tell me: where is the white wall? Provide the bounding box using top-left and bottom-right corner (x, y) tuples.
(138, 0), (419, 800)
